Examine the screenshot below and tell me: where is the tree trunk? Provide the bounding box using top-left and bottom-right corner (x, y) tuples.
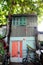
(7, 14), (12, 52)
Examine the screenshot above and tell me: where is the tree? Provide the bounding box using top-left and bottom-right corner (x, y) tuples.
(0, 0), (43, 25)
(0, 0), (43, 49)
(0, 1), (42, 63)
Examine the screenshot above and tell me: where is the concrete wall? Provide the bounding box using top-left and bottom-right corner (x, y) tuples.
(27, 16), (37, 27)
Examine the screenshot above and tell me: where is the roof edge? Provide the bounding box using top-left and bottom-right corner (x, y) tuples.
(12, 14), (37, 17)
(6, 14), (37, 18)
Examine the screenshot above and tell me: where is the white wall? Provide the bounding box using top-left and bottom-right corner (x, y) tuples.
(38, 34), (43, 41)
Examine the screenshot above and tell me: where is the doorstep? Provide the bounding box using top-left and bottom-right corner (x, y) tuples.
(10, 62), (33, 65)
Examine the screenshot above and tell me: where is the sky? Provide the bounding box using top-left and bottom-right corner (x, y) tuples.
(38, 20), (43, 32)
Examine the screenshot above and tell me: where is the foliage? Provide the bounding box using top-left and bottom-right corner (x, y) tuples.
(0, 34), (3, 39)
(0, 0), (43, 24)
(0, 42), (5, 62)
(0, 42), (5, 55)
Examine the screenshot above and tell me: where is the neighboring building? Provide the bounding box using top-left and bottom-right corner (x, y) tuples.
(7, 14), (38, 62)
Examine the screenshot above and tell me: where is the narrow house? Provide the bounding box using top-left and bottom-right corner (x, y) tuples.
(7, 14), (38, 62)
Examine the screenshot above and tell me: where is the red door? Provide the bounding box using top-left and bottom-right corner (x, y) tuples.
(12, 41), (18, 57)
(12, 41), (22, 58)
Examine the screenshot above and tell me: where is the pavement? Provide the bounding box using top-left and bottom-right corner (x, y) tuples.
(10, 62), (33, 65)
(0, 62), (34, 65)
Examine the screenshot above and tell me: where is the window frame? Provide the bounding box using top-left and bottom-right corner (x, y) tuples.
(12, 17), (26, 26)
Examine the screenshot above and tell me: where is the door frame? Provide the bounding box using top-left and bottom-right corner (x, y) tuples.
(10, 40), (22, 62)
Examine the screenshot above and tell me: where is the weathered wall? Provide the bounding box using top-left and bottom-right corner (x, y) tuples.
(26, 16), (37, 27)
(11, 15), (37, 37)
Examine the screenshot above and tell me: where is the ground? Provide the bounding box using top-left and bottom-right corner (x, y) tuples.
(10, 62), (34, 65)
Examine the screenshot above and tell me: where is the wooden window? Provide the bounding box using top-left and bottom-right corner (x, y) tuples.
(20, 17), (26, 26)
(12, 17), (26, 26)
(12, 18), (15, 25)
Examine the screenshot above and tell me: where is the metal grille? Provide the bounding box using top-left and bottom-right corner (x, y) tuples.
(11, 26), (37, 37)
(11, 26), (26, 37)
(26, 27), (35, 36)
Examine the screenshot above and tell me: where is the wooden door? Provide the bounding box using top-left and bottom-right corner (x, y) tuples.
(11, 41), (22, 62)
(12, 41), (18, 57)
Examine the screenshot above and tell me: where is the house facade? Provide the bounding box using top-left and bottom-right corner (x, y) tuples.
(8, 14), (38, 62)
